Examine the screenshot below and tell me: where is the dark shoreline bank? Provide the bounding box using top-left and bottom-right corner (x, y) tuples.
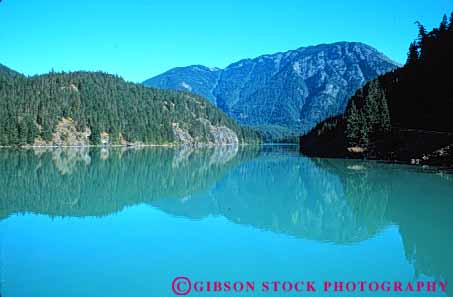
(300, 127), (453, 171)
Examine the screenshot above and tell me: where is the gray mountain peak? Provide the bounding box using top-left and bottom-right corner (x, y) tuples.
(143, 42), (399, 139)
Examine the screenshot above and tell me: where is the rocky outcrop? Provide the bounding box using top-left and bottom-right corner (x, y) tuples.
(31, 118), (113, 147)
(100, 132), (109, 145)
(172, 121), (239, 146)
(28, 117), (242, 147)
(172, 122), (195, 144)
(209, 125), (239, 145)
(33, 117), (91, 146)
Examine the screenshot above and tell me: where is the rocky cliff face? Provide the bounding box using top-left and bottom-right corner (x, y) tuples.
(144, 42), (400, 138)
(172, 120), (239, 146)
(33, 118), (91, 146)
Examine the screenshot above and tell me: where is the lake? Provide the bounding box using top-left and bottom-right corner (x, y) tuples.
(0, 146), (452, 297)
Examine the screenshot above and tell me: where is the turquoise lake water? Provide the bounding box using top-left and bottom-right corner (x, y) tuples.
(0, 146), (452, 297)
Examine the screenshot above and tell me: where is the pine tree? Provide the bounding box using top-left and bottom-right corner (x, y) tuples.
(359, 113), (369, 147)
(449, 12), (453, 31)
(416, 22), (427, 60)
(406, 42), (419, 65)
(90, 127), (101, 145)
(416, 21), (427, 41)
(379, 93), (391, 134)
(109, 127), (120, 144)
(7, 120), (19, 145)
(0, 132), (7, 146)
(42, 121), (53, 141)
(26, 116), (38, 143)
(364, 81), (381, 130)
(346, 102), (361, 146)
(440, 14), (448, 32)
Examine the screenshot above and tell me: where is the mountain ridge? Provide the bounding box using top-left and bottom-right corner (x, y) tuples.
(0, 63), (22, 77)
(144, 42), (400, 141)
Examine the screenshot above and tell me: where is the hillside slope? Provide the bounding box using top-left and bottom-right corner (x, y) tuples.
(0, 69), (260, 146)
(300, 13), (453, 167)
(0, 63), (21, 77)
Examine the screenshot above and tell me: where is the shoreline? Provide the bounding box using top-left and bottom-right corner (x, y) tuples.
(0, 144), (177, 149)
(300, 151), (453, 172)
(0, 143), (260, 149)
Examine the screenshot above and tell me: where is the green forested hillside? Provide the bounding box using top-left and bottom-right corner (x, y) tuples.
(0, 63), (21, 77)
(0, 68), (260, 146)
(300, 12), (453, 165)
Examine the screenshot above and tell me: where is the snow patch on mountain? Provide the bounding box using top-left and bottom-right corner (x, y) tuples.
(180, 81), (192, 91)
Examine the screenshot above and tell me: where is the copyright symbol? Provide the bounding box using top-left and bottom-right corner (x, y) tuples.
(172, 276), (192, 295)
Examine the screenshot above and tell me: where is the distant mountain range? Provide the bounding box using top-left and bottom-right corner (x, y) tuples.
(144, 42), (400, 140)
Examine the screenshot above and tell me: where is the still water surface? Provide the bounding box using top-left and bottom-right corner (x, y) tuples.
(0, 146), (452, 297)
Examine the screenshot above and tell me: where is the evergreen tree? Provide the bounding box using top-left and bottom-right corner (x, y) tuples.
(449, 12), (453, 31)
(439, 14), (448, 32)
(379, 93), (391, 134)
(406, 42), (419, 65)
(359, 113), (369, 147)
(346, 102), (361, 146)
(416, 21), (427, 41)
(42, 121), (53, 141)
(7, 120), (18, 145)
(416, 22), (428, 60)
(364, 81), (381, 129)
(90, 127), (101, 145)
(18, 119), (29, 145)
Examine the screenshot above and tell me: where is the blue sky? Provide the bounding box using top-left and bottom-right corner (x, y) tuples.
(1, 0), (451, 82)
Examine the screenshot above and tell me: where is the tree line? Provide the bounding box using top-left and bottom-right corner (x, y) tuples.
(0, 69), (260, 146)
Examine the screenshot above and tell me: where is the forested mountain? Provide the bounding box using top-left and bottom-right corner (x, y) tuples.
(0, 68), (260, 146)
(0, 63), (21, 77)
(300, 12), (453, 166)
(144, 42), (399, 141)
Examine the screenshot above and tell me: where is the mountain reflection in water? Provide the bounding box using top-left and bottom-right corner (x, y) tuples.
(0, 145), (452, 296)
